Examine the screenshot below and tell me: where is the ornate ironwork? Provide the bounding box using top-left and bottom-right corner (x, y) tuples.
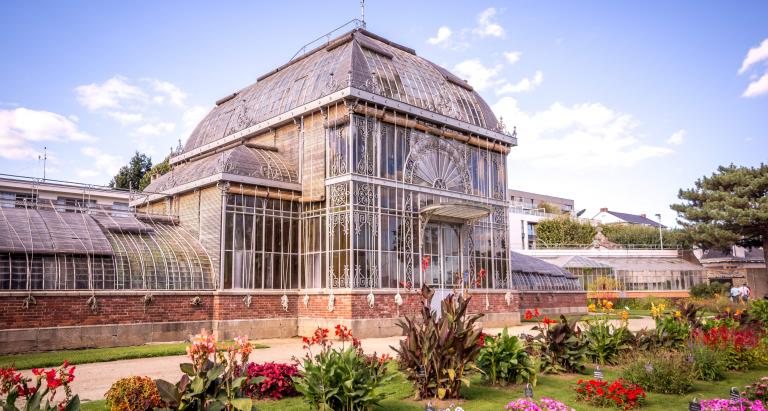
(493, 206), (506, 225)
(354, 116), (376, 175)
(354, 264), (378, 288)
(354, 183), (376, 206)
(353, 211), (378, 235)
(330, 183), (349, 207)
(404, 134), (471, 194)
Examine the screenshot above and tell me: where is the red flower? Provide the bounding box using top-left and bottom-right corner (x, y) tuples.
(524, 309), (533, 321)
(534, 308), (540, 317)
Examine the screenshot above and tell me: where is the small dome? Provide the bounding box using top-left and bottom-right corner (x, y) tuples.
(183, 29), (499, 154)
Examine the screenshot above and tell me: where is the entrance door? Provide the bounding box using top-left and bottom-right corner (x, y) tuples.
(422, 222), (463, 288)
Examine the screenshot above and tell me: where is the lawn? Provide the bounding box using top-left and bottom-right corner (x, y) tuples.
(79, 364), (768, 411)
(0, 342), (269, 370)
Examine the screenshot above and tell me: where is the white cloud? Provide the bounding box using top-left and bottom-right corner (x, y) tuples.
(452, 59), (503, 91)
(427, 26), (453, 46)
(666, 129), (686, 146)
(107, 111), (144, 125)
(473, 8), (505, 38)
(493, 97), (673, 170)
(497, 70), (543, 94)
(742, 72), (768, 97)
(0, 108), (95, 160)
(503, 51), (522, 64)
(136, 122), (176, 136)
(80, 146), (123, 178)
(738, 38), (768, 74)
(148, 79), (187, 107)
(75, 76), (147, 110)
(182, 106), (208, 129)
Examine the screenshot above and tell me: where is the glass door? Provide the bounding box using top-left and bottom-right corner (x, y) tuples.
(422, 222), (463, 287)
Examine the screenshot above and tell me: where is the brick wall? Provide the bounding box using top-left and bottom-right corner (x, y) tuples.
(517, 291), (587, 312)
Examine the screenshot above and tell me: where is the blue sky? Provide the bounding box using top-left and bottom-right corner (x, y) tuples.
(1, 1), (766, 225)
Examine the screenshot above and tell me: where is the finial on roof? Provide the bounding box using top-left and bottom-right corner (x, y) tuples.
(360, 0), (366, 28)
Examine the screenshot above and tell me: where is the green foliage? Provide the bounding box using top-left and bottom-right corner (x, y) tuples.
(535, 217), (596, 247)
(530, 316), (588, 374)
(671, 163), (768, 264)
(636, 315), (691, 351)
(476, 328), (537, 386)
(690, 344), (728, 381)
(536, 201), (563, 215)
(601, 224), (687, 248)
(138, 156), (170, 190)
(155, 332), (259, 411)
(105, 376), (162, 411)
(690, 281), (730, 299)
(393, 285), (484, 400)
(621, 350), (695, 394)
(616, 296), (671, 311)
(582, 315), (632, 365)
(294, 334), (391, 411)
(0, 363), (79, 411)
(749, 299), (768, 325)
(109, 152), (152, 190)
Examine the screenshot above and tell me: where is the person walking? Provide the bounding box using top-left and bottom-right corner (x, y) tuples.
(742, 285), (752, 303)
(730, 284), (741, 303)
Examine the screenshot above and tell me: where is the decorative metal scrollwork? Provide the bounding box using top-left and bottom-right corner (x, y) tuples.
(360, 72), (383, 95)
(330, 154), (348, 176)
(303, 293), (310, 308)
(280, 294), (289, 312)
(327, 264), (351, 289)
(367, 291), (375, 308)
(261, 164), (283, 181)
(354, 116), (376, 176)
(323, 72), (340, 95)
(354, 183), (376, 206)
(494, 269), (509, 289)
(404, 134), (471, 194)
(330, 183), (349, 207)
(394, 292), (403, 306)
(354, 264), (378, 288)
(327, 292), (335, 312)
(353, 211), (378, 235)
(493, 206), (506, 225)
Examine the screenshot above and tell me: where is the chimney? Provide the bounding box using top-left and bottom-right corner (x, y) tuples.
(600, 207), (608, 212)
(640, 213), (646, 218)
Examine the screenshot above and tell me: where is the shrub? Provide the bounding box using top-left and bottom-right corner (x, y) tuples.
(689, 343), (727, 381)
(750, 299), (768, 325)
(393, 285), (483, 400)
(0, 362), (79, 411)
(294, 325), (392, 410)
(504, 397), (575, 411)
(701, 398), (767, 411)
(574, 379), (646, 410)
(742, 377), (768, 402)
(636, 303), (690, 350)
(155, 332), (258, 410)
(621, 350), (694, 394)
(476, 328), (537, 386)
(105, 376), (162, 411)
(583, 300), (632, 365)
(691, 324), (765, 370)
(534, 217), (596, 247)
(530, 315), (588, 374)
(243, 362), (299, 400)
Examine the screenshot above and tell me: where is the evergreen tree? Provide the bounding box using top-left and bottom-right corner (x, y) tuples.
(671, 163), (768, 264)
(109, 151), (152, 190)
(139, 156), (171, 190)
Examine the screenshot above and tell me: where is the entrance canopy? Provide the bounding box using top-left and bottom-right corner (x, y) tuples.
(420, 202), (491, 221)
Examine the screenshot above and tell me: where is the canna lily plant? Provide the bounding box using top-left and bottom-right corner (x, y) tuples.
(392, 284), (484, 400)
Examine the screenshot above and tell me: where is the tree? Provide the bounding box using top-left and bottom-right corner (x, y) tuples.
(537, 201), (563, 215)
(109, 152), (152, 190)
(671, 163), (768, 265)
(139, 156), (171, 190)
(535, 216), (596, 247)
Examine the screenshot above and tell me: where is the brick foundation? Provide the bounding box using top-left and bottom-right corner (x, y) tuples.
(0, 289), (586, 354)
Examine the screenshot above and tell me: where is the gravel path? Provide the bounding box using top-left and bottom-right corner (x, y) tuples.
(20, 317), (656, 402)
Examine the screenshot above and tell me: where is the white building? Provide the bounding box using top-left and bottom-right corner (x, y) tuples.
(507, 189), (575, 250)
(0, 174), (130, 209)
(591, 207), (666, 228)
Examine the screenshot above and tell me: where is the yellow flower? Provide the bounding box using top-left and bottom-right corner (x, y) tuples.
(735, 309), (743, 316)
(674, 310), (681, 318)
(588, 303), (597, 312)
(659, 303), (666, 312)
(621, 311), (629, 321)
(606, 301), (614, 309)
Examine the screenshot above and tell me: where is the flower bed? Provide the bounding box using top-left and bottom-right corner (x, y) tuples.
(504, 397), (575, 411)
(574, 378), (646, 410)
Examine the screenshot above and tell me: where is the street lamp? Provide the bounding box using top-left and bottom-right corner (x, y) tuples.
(655, 213), (663, 249)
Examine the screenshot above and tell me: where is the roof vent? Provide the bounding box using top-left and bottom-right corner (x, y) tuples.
(215, 92), (239, 106)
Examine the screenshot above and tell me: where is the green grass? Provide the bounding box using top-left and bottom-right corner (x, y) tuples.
(77, 364), (768, 410)
(0, 342), (268, 370)
(236, 365), (768, 411)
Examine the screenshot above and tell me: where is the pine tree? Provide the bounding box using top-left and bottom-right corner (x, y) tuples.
(109, 151), (152, 190)
(671, 163), (768, 266)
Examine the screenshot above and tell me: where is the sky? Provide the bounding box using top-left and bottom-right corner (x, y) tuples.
(1, 1), (767, 226)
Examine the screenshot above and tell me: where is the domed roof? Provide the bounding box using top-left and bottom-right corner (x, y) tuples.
(182, 29), (500, 154)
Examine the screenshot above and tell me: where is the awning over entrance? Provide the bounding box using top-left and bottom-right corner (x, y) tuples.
(420, 203), (491, 221)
